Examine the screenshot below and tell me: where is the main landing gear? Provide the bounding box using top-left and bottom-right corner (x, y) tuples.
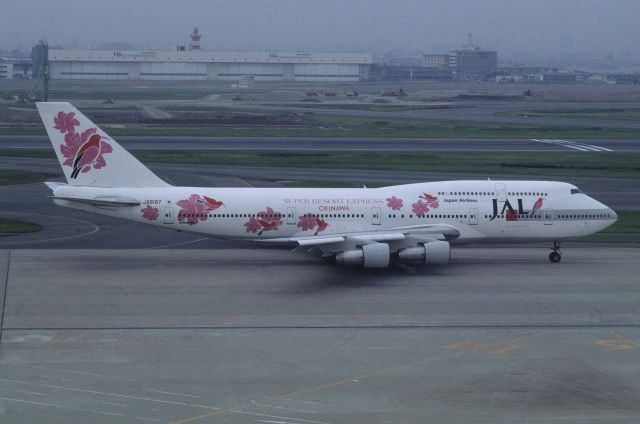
(549, 241), (562, 263)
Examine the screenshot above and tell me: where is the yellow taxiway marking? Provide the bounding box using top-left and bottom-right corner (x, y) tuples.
(170, 331), (551, 424)
(445, 340), (486, 350)
(0, 211), (99, 245)
(612, 333), (640, 349)
(596, 339), (634, 351)
(493, 344), (520, 355)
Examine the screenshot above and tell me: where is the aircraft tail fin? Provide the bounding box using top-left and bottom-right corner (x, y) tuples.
(36, 102), (169, 188)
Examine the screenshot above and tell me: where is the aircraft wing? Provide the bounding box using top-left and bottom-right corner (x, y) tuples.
(254, 223), (460, 249)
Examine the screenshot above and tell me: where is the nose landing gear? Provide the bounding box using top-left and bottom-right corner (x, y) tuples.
(549, 241), (562, 263)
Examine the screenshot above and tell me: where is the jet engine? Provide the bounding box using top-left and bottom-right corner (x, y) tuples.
(397, 240), (450, 265)
(335, 243), (390, 268)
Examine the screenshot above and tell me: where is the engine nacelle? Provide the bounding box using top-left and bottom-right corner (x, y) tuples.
(397, 241), (450, 265)
(335, 243), (390, 268)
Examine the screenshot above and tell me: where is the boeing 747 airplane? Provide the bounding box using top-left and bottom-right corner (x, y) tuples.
(37, 102), (617, 267)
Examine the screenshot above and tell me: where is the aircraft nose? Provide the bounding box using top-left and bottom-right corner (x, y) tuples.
(609, 208), (618, 222)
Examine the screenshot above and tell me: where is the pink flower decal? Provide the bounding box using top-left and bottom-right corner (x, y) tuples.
(412, 200), (429, 216)
(297, 214), (317, 231)
(141, 205), (159, 221)
(54, 111), (79, 134)
(419, 193), (439, 209)
(177, 194), (224, 226)
(257, 207), (283, 233)
(386, 196), (403, 210)
(244, 217), (262, 233)
(245, 207), (283, 235)
(54, 110), (113, 179)
(297, 214), (330, 235)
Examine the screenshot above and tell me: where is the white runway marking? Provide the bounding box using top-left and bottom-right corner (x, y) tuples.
(531, 139), (614, 152)
(232, 409), (331, 424)
(101, 400), (128, 407)
(0, 396), (61, 408)
(0, 396), (159, 421)
(146, 389), (201, 398)
(0, 377), (219, 410)
(13, 389), (48, 397)
(256, 402), (319, 414)
(577, 141), (615, 151)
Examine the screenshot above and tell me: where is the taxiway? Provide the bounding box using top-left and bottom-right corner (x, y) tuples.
(1, 135), (639, 152)
(0, 248), (639, 423)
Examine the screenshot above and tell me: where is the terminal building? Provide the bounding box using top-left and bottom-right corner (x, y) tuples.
(42, 49), (372, 82)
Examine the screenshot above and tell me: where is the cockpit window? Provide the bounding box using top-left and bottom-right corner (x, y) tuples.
(570, 188), (583, 194)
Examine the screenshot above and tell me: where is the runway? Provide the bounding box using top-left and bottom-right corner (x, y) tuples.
(0, 248), (639, 423)
(2, 135), (639, 152)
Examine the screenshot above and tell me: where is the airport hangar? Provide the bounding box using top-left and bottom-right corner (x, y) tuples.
(44, 49), (372, 82)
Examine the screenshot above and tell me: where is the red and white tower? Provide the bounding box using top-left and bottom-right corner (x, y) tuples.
(190, 27), (201, 50)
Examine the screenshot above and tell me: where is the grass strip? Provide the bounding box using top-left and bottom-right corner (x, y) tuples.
(282, 181), (387, 188)
(503, 107), (640, 122)
(261, 103), (463, 112)
(575, 211), (640, 243)
(4, 114), (640, 138)
(0, 218), (41, 234)
(575, 233), (640, 243)
(0, 169), (45, 185)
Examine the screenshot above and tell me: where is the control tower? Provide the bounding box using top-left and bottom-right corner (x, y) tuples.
(190, 27), (201, 50)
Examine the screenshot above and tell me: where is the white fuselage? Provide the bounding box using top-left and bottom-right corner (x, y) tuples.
(52, 180), (617, 245)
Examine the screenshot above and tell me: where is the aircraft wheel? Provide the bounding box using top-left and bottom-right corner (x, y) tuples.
(549, 251), (562, 263)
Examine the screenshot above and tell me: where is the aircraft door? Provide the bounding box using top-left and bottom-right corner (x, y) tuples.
(469, 207), (478, 225)
(495, 183), (506, 202)
(164, 207), (174, 224)
(286, 207), (296, 225)
(372, 207), (381, 225)
(544, 209), (554, 225)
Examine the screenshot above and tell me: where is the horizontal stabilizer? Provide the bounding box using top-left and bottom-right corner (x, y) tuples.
(51, 196), (140, 207)
(44, 181), (66, 190)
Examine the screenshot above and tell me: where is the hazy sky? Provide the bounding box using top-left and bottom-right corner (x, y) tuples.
(2, 0), (639, 58)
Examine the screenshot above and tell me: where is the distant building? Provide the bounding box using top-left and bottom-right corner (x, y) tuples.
(608, 74), (637, 85)
(0, 62), (12, 79)
(422, 54), (449, 69)
(383, 65), (453, 81)
(449, 47), (497, 79)
(43, 49), (372, 82)
(541, 72), (580, 83)
(0, 57), (32, 79)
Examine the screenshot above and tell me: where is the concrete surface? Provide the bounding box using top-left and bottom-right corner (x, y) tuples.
(0, 247), (639, 423)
